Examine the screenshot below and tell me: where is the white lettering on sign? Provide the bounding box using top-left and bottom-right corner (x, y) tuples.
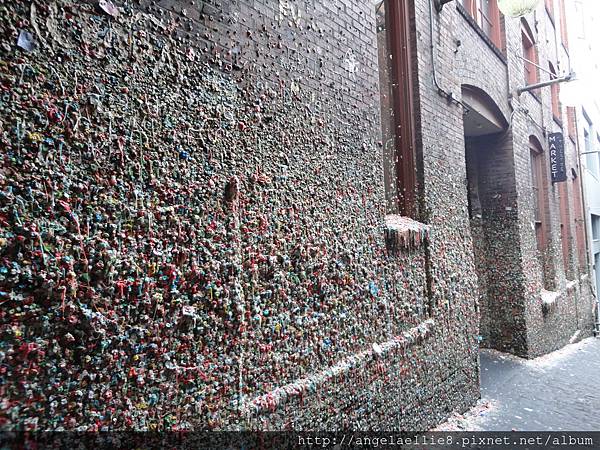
(548, 133), (566, 183)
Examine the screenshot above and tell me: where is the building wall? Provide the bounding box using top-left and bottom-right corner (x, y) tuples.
(566, 0), (600, 322)
(0, 0), (481, 431)
(429, 0), (596, 358)
(451, 1), (529, 355)
(522, 1), (593, 356)
(577, 104), (600, 327)
(509, 2), (596, 357)
(0, 0), (594, 432)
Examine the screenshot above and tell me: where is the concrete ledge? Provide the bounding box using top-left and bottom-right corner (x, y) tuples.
(541, 289), (560, 316)
(384, 215), (430, 253)
(242, 319), (436, 415)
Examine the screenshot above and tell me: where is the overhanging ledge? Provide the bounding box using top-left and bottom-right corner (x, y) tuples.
(385, 215), (430, 253)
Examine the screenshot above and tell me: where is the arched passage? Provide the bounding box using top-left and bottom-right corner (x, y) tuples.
(461, 85), (525, 354)
(462, 85), (508, 137)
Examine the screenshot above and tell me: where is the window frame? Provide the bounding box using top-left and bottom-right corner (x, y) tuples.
(545, 0), (554, 20)
(521, 21), (539, 87)
(558, 181), (571, 277)
(462, 0), (503, 49)
(592, 215), (600, 242)
(571, 169), (588, 272)
(558, 0), (569, 51)
(376, 0), (418, 218)
(529, 138), (547, 253)
(583, 129), (599, 178)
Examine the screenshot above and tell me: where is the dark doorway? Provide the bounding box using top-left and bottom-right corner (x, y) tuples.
(464, 135), (500, 349)
(461, 86), (525, 354)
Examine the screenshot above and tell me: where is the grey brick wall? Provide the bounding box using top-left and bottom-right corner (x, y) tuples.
(429, 0), (596, 358)
(0, 0), (479, 432)
(1, 0), (593, 433)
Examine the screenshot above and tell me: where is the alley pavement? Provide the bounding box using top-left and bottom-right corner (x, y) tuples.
(438, 337), (600, 431)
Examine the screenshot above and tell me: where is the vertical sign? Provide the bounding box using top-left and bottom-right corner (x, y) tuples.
(548, 132), (567, 183)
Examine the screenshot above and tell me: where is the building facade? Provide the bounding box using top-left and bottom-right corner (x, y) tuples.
(0, 0), (594, 432)
(440, 0), (596, 358)
(566, 0), (600, 327)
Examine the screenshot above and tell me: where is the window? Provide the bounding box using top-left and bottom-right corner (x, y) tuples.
(549, 63), (561, 122)
(596, 135), (600, 177)
(376, 0), (417, 217)
(571, 169), (587, 271)
(545, 0), (554, 18)
(567, 107), (577, 139)
(558, 0), (569, 50)
(521, 22), (538, 87)
(592, 215), (600, 241)
(584, 129), (599, 178)
(530, 136), (552, 287)
(584, 129), (592, 153)
(594, 135), (600, 178)
(558, 182), (571, 276)
(462, 0), (502, 48)
(530, 139), (546, 253)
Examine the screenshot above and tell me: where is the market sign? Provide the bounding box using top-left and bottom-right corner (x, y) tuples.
(548, 132), (567, 183)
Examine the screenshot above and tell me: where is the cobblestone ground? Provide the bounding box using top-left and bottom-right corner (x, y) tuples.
(437, 337), (600, 431)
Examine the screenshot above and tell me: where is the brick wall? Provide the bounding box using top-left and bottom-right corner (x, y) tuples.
(1, 0), (593, 433)
(438, 0), (596, 357)
(0, 0), (481, 431)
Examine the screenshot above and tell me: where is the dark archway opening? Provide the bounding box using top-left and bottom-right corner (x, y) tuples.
(461, 86), (525, 354)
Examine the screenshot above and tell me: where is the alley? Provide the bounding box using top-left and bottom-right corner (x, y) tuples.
(439, 337), (600, 431)
(2, 0), (600, 434)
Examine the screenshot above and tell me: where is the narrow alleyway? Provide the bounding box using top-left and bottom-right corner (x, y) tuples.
(437, 337), (600, 431)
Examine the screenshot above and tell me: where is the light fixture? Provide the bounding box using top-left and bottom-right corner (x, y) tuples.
(498, 0), (541, 17)
(516, 71), (576, 96)
(434, 0), (454, 13)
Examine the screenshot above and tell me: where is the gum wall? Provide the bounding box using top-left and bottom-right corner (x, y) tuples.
(0, 0), (481, 430)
